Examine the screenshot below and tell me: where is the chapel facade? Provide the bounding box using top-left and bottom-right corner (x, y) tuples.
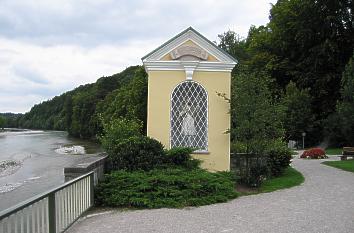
(142, 27), (237, 171)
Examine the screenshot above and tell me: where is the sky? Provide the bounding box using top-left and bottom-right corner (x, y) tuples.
(0, 0), (276, 113)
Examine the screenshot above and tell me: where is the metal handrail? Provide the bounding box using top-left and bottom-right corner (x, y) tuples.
(0, 171), (94, 220)
(0, 171), (94, 233)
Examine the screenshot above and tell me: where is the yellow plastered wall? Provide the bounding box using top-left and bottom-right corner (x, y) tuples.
(147, 70), (231, 171)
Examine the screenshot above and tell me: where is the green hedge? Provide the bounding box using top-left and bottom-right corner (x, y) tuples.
(164, 147), (201, 169)
(95, 168), (238, 208)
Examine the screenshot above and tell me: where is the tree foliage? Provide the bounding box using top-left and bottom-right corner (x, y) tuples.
(267, 0), (353, 134)
(281, 81), (315, 143)
(227, 72), (284, 154)
(336, 53), (354, 145)
(96, 67), (148, 133)
(217, 0), (354, 145)
(218, 31), (249, 74)
(0, 116), (5, 129)
(100, 118), (143, 155)
(0, 113), (22, 128)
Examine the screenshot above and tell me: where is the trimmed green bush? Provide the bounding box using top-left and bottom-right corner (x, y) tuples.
(106, 136), (165, 171)
(265, 140), (292, 177)
(164, 147), (201, 169)
(95, 168), (238, 208)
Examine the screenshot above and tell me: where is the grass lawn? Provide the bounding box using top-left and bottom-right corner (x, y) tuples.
(260, 167), (304, 193)
(237, 167), (304, 195)
(322, 160), (354, 173)
(325, 148), (342, 155)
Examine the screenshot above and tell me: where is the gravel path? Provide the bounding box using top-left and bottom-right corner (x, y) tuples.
(67, 156), (354, 233)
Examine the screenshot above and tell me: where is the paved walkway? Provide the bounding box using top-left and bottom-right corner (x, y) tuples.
(68, 156), (354, 233)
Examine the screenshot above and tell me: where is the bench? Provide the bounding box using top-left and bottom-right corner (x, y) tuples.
(340, 147), (354, 160)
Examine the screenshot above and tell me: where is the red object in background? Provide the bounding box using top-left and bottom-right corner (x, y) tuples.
(300, 148), (328, 159)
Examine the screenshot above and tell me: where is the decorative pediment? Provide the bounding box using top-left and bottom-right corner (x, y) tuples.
(142, 27), (237, 77)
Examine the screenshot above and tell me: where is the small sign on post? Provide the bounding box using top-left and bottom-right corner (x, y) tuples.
(302, 132), (306, 149)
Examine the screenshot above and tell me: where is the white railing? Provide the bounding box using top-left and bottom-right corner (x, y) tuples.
(0, 171), (94, 233)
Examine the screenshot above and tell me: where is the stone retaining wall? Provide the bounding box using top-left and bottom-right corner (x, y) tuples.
(64, 154), (107, 185)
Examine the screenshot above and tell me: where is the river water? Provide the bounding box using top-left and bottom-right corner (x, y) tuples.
(0, 129), (102, 211)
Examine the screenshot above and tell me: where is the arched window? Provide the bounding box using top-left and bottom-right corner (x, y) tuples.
(170, 81), (208, 151)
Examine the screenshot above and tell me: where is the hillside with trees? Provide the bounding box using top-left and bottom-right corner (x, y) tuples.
(0, 113), (22, 128)
(2, 66), (147, 139)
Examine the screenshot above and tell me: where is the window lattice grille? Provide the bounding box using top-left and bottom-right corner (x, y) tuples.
(171, 81), (208, 151)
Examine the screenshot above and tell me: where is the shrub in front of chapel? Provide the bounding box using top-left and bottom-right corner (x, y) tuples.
(97, 117), (239, 208)
(100, 118), (166, 171)
(106, 136), (166, 171)
(164, 147), (201, 169)
(95, 168), (238, 208)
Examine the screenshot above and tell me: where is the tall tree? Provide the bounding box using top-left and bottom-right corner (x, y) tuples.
(218, 31), (250, 74)
(96, 67), (148, 135)
(336, 53), (354, 145)
(267, 0), (354, 120)
(281, 81), (314, 143)
(245, 25), (275, 76)
(225, 72), (284, 154)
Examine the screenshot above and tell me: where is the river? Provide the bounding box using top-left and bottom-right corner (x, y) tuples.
(0, 129), (102, 211)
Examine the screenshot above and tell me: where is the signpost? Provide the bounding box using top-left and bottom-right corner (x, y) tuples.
(302, 132), (306, 149)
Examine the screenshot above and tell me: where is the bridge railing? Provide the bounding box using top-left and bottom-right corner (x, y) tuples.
(0, 171), (94, 233)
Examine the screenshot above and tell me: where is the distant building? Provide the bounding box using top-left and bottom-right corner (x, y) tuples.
(142, 27), (237, 171)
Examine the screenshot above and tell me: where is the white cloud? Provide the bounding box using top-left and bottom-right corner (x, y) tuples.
(0, 37), (159, 112)
(0, 0), (276, 112)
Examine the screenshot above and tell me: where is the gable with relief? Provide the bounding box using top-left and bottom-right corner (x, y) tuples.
(142, 27), (237, 73)
(160, 40), (219, 62)
(171, 44), (208, 61)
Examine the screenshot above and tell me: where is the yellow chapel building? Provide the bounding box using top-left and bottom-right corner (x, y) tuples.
(142, 27), (237, 171)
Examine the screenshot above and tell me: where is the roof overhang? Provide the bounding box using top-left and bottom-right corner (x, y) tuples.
(142, 27), (237, 73)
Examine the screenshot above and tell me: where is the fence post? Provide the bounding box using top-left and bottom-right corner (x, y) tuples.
(90, 173), (94, 206)
(48, 193), (56, 233)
